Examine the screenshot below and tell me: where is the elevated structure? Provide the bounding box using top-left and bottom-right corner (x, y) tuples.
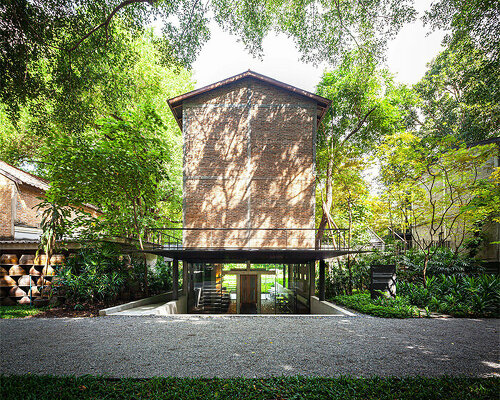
(169, 70), (331, 250)
(155, 71), (353, 313)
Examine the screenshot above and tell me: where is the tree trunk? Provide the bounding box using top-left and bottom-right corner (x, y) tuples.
(347, 204), (353, 295)
(422, 254), (429, 288)
(133, 198), (148, 296)
(316, 157), (335, 249)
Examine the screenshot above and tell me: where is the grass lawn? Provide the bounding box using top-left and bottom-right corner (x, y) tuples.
(331, 292), (419, 318)
(0, 305), (48, 319)
(0, 376), (497, 400)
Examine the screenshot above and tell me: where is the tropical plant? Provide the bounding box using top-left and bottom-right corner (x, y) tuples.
(398, 247), (483, 283)
(36, 199), (73, 268)
(54, 244), (128, 304)
(397, 274), (500, 317)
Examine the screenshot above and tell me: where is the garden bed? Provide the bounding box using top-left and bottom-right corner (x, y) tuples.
(0, 300), (129, 319)
(331, 293), (418, 318)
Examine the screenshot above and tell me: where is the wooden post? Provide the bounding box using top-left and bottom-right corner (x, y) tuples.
(172, 259), (179, 300)
(319, 259), (326, 301)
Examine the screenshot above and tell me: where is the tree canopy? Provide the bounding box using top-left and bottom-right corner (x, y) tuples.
(1, 0), (417, 116)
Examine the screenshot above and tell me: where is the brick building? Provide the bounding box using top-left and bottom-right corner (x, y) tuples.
(169, 70), (327, 249)
(0, 161), (100, 250)
(158, 71), (351, 314)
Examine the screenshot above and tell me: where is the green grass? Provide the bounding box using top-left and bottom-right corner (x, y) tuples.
(0, 376), (497, 400)
(221, 270), (284, 294)
(331, 292), (418, 318)
(0, 305), (48, 319)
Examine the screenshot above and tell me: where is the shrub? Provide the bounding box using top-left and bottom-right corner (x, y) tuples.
(325, 258), (371, 297)
(397, 274), (500, 317)
(54, 243), (127, 304)
(399, 247), (483, 283)
(332, 292), (417, 318)
(148, 257), (173, 295)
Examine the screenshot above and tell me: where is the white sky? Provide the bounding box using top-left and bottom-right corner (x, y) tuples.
(191, 0), (446, 92)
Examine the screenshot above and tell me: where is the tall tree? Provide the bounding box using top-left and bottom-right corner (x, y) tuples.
(315, 54), (418, 291)
(378, 133), (498, 285)
(415, 36), (499, 142)
(315, 54), (418, 245)
(1, 0), (416, 117)
(424, 0), (499, 61)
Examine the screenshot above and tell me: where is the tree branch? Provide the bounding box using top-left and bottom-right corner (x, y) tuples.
(342, 106), (377, 144)
(68, 0), (155, 53)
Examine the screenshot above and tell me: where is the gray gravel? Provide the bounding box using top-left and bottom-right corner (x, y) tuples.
(1, 315), (498, 378)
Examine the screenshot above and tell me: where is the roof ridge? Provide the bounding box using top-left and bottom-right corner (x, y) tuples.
(167, 70), (332, 131)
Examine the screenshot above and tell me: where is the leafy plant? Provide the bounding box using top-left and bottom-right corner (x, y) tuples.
(399, 247), (483, 283)
(54, 243), (127, 304)
(332, 292), (417, 318)
(397, 274), (500, 317)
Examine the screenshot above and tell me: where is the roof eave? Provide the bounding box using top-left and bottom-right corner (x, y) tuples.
(167, 70), (332, 131)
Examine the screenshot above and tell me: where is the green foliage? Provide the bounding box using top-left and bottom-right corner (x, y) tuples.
(325, 259), (370, 298)
(55, 245), (127, 304)
(399, 247), (483, 282)
(398, 274), (500, 317)
(44, 105), (174, 242)
(0, 306), (48, 319)
(415, 37), (499, 142)
(3, 31), (193, 245)
(424, 0), (499, 62)
(314, 54), (418, 265)
(2, 0), (416, 119)
(35, 199), (74, 264)
(148, 257), (174, 295)
(2, 375), (498, 400)
(332, 292), (417, 318)
(378, 134), (497, 280)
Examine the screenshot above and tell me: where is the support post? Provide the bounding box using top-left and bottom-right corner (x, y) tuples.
(183, 260), (188, 295)
(319, 259), (326, 301)
(309, 261), (315, 300)
(172, 259), (179, 300)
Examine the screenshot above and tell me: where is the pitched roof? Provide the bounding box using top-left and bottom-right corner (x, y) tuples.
(168, 70), (331, 130)
(0, 160), (49, 192)
(0, 160), (102, 213)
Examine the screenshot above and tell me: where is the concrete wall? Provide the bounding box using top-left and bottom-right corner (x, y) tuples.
(155, 295), (187, 315)
(183, 77), (316, 248)
(310, 296), (356, 316)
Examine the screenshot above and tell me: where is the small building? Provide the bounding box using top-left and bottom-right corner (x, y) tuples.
(0, 161), (100, 251)
(158, 70), (352, 314)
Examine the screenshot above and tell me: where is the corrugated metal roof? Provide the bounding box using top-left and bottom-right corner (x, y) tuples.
(168, 70), (332, 130)
(0, 161), (49, 192)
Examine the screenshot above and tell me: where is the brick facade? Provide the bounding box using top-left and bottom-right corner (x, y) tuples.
(0, 175), (14, 238)
(182, 77), (318, 248)
(0, 171), (100, 240)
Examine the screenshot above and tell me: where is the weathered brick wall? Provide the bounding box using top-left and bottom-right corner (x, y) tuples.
(14, 186), (43, 228)
(183, 78), (316, 248)
(1, 175), (101, 239)
(0, 175), (14, 238)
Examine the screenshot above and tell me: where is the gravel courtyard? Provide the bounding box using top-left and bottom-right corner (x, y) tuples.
(1, 315), (498, 378)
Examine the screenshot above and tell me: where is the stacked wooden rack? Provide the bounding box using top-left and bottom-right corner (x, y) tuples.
(0, 253), (65, 306)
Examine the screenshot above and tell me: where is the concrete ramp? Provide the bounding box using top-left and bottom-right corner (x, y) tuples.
(100, 293), (187, 316)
